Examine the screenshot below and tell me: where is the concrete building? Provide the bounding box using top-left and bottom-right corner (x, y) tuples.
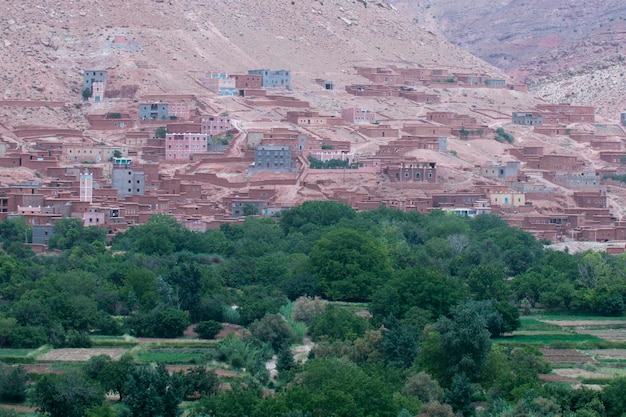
(384, 161), (437, 182)
(80, 170), (93, 203)
(254, 145), (292, 170)
(32, 224), (54, 247)
(248, 69), (291, 89)
(230, 74), (262, 89)
(206, 73), (238, 96)
(165, 133), (208, 161)
(485, 79), (506, 88)
(512, 112), (543, 126)
(621, 112), (626, 126)
(111, 159), (145, 198)
(83, 70), (107, 92)
(140, 103), (169, 120)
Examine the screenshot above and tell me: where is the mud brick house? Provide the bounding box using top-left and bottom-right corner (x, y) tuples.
(454, 73), (483, 85)
(248, 69), (291, 89)
(165, 133), (208, 161)
(168, 102), (190, 120)
(533, 126), (568, 136)
(342, 108), (377, 124)
(573, 191), (607, 208)
(345, 84), (400, 98)
(403, 124), (452, 137)
(599, 151), (626, 164)
(508, 146), (543, 161)
(391, 66), (433, 82)
(88, 113), (135, 130)
(383, 161), (437, 182)
(426, 112), (477, 127)
(355, 67), (408, 84)
(284, 111), (343, 126)
(399, 90), (440, 104)
(536, 104), (595, 123)
(359, 125), (399, 138)
(512, 112), (543, 126)
(526, 154), (584, 171)
(62, 144), (128, 163)
(201, 115), (232, 136)
(432, 192), (487, 208)
(230, 74), (262, 89)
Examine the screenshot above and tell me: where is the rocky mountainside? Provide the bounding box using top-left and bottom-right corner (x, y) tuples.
(0, 0), (500, 105)
(417, 0), (626, 120)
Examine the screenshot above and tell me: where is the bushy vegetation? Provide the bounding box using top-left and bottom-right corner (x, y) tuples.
(495, 127), (514, 143)
(0, 203), (624, 416)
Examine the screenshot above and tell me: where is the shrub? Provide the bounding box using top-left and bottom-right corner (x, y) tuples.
(195, 321), (223, 340)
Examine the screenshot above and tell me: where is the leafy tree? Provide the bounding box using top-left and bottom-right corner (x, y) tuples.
(0, 364), (28, 402)
(417, 402), (455, 417)
(83, 354), (135, 401)
(123, 363), (183, 417)
(155, 127), (167, 138)
(310, 228), (391, 301)
(380, 315), (420, 368)
(444, 373), (475, 417)
(47, 218), (107, 250)
(276, 347), (296, 374)
(279, 201), (356, 234)
(423, 301), (492, 384)
(243, 203), (259, 216)
(402, 372), (445, 403)
(310, 305), (368, 342)
(603, 376), (626, 417)
(126, 307), (190, 338)
(82, 88), (92, 100)
(167, 263), (204, 320)
(194, 321), (223, 340)
(280, 358), (397, 417)
(467, 265), (509, 301)
(180, 366), (219, 398)
(250, 313), (295, 352)
(33, 371), (104, 417)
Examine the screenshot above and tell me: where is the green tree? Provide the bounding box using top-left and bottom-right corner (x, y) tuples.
(180, 366), (219, 398)
(33, 372), (104, 417)
(444, 373), (475, 417)
(82, 88), (92, 100)
(126, 307), (190, 338)
(403, 372), (444, 403)
(310, 228), (391, 301)
(310, 305), (368, 342)
(603, 376), (626, 417)
(467, 265), (509, 301)
(83, 354), (135, 401)
(280, 358), (397, 417)
(194, 321), (223, 340)
(123, 363), (183, 417)
(0, 364), (28, 402)
(279, 201), (356, 234)
(155, 127), (167, 138)
(48, 218), (107, 250)
(250, 313), (295, 352)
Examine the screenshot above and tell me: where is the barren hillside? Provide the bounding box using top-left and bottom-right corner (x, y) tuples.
(418, 0), (626, 120)
(0, 0), (501, 104)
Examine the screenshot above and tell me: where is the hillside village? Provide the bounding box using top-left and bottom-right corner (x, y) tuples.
(3, 47), (626, 254)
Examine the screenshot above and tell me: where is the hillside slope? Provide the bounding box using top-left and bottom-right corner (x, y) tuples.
(0, 0), (501, 103)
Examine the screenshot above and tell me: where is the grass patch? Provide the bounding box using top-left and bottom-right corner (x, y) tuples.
(495, 332), (615, 348)
(90, 335), (138, 347)
(519, 318), (563, 331)
(579, 377), (612, 385)
(534, 312), (626, 321)
(135, 349), (209, 364)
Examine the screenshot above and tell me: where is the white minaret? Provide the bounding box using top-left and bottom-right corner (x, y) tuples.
(80, 169), (93, 203)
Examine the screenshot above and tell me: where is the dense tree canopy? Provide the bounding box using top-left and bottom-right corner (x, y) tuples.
(0, 202), (625, 417)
